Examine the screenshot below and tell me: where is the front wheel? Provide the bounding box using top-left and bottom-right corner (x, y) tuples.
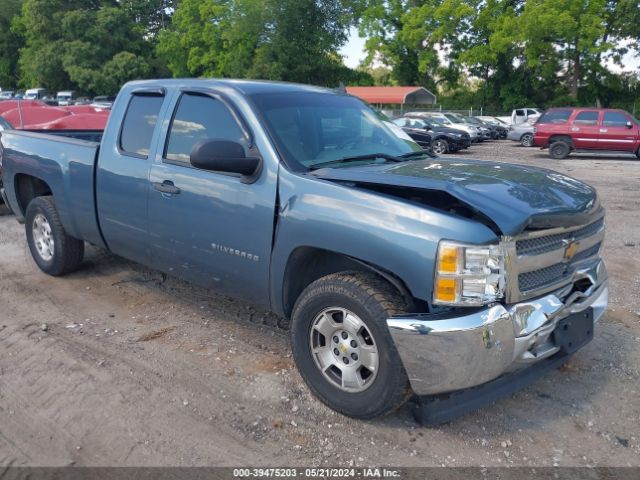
(431, 138), (449, 155)
(25, 196), (84, 276)
(290, 272), (410, 419)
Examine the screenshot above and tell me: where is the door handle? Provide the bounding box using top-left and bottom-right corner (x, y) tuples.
(599, 129), (608, 133)
(152, 180), (181, 195)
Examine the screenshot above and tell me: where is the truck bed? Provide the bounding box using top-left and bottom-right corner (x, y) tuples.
(25, 129), (104, 143)
(0, 129), (105, 248)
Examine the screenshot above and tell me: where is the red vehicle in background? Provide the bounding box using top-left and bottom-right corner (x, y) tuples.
(0, 100), (109, 131)
(533, 107), (640, 159)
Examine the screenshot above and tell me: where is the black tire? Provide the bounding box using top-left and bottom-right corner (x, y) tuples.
(25, 196), (84, 276)
(636, 148), (640, 159)
(549, 140), (571, 159)
(431, 138), (449, 155)
(520, 133), (534, 147)
(290, 271), (410, 419)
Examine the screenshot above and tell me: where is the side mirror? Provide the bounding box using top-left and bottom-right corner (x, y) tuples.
(190, 139), (261, 182)
(626, 121), (633, 129)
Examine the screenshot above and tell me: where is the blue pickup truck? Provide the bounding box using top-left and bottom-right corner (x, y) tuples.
(0, 80), (608, 423)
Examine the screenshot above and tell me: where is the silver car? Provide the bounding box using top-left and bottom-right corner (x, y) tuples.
(507, 120), (536, 147)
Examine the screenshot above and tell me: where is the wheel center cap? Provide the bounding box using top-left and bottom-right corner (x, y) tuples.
(339, 343), (348, 354)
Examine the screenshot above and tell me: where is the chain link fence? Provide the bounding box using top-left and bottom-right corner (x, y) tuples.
(380, 105), (509, 119)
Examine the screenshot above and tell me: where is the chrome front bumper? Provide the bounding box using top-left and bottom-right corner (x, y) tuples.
(387, 260), (608, 396)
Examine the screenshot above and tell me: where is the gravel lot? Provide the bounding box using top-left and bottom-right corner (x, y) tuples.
(0, 140), (639, 467)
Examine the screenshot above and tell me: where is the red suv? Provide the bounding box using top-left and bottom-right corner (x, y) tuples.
(533, 107), (640, 159)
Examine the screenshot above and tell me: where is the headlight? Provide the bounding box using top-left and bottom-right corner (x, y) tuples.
(433, 241), (505, 306)
(452, 133), (462, 137)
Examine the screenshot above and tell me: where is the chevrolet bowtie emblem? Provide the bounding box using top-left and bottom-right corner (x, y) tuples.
(564, 241), (580, 260)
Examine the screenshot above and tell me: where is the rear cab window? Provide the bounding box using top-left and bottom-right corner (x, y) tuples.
(119, 94), (165, 157)
(538, 109), (573, 124)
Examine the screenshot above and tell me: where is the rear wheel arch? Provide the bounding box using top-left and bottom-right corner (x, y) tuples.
(281, 247), (415, 319)
(520, 132), (534, 147)
(14, 174), (53, 217)
(549, 135), (573, 147)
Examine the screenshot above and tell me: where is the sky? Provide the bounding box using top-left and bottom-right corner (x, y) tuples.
(340, 28), (366, 69)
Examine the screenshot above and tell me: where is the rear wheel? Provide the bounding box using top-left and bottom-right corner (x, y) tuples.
(431, 138), (449, 155)
(25, 196), (84, 276)
(549, 141), (571, 159)
(520, 133), (534, 147)
(290, 271), (410, 419)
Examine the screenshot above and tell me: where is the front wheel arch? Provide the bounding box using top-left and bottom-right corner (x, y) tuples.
(520, 132), (534, 147)
(281, 247), (415, 319)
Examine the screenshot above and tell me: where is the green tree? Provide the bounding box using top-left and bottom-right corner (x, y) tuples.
(15, 0), (165, 94)
(360, 0), (639, 110)
(122, 0), (178, 38)
(157, 0), (364, 86)
(0, 0), (23, 89)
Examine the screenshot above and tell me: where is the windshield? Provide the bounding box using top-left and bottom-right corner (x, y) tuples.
(444, 113), (464, 124)
(426, 116), (448, 127)
(251, 92), (419, 171)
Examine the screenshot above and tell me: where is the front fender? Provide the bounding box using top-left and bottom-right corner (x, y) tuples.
(270, 168), (498, 316)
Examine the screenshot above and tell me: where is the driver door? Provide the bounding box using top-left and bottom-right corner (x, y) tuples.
(146, 90), (278, 304)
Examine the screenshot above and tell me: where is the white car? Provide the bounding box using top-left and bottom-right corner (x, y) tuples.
(497, 108), (542, 126)
(507, 120), (536, 146)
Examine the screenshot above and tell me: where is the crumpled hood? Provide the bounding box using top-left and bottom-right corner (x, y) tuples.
(311, 158), (601, 236)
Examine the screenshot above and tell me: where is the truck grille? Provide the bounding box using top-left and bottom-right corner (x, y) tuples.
(508, 216), (605, 302)
(516, 218), (604, 256)
(518, 242), (602, 292)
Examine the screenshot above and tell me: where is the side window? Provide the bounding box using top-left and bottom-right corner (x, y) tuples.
(573, 111), (599, 126)
(526, 109), (538, 116)
(603, 111), (630, 127)
(538, 109), (572, 124)
(120, 94), (164, 157)
(515, 109), (525, 116)
(165, 93), (247, 164)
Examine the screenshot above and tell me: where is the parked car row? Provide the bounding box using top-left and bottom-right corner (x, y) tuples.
(391, 111), (509, 154)
(0, 88), (115, 109)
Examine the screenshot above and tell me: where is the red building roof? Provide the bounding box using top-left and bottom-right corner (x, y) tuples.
(346, 86), (436, 105)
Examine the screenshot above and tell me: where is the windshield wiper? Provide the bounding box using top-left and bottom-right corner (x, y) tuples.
(308, 152), (405, 170)
(399, 149), (436, 159)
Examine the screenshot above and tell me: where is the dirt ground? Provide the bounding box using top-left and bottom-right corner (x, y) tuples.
(0, 141), (639, 467)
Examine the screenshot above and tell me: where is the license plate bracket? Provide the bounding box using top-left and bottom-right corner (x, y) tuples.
(553, 308), (594, 354)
